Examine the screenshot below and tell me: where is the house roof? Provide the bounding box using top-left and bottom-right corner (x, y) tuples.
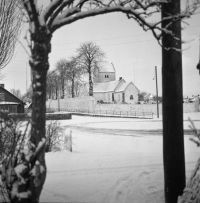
(94, 79), (140, 93)
(94, 80), (120, 93)
(99, 61), (116, 73)
(115, 81), (140, 93)
(115, 82), (128, 92)
(0, 87), (24, 104)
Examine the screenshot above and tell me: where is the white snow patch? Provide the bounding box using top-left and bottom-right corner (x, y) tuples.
(15, 164), (27, 176)
(40, 114), (200, 203)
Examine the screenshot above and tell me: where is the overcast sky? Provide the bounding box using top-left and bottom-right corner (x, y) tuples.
(1, 7), (200, 97)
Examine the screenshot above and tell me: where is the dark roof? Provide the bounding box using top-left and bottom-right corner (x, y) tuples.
(0, 86), (24, 104)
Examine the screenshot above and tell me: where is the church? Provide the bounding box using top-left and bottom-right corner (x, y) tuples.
(93, 62), (139, 104)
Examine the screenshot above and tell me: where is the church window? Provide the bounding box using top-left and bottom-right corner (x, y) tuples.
(130, 95), (133, 100)
(112, 93), (114, 101)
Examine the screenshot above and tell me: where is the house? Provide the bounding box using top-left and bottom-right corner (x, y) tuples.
(93, 62), (139, 104)
(0, 84), (24, 113)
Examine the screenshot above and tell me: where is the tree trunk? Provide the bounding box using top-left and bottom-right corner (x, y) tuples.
(29, 27), (51, 203)
(178, 158), (200, 202)
(71, 78), (75, 98)
(61, 78), (65, 99)
(55, 86), (58, 99)
(88, 67), (93, 96)
(161, 1), (185, 203)
(7, 26), (52, 203)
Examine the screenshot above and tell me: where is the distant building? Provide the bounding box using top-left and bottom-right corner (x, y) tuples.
(0, 84), (24, 113)
(93, 62), (139, 104)
(93, 62), (116, 83)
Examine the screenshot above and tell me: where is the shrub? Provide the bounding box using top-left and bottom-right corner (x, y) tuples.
(45, 121), (62, 152)
(45, 121), (73, 152)
(178, 118), (200, 202)
(0, 112), (30, 202)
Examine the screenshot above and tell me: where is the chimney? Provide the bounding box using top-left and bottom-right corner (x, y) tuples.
(119, 77), (122, 80)
(0, 84), (4, 88)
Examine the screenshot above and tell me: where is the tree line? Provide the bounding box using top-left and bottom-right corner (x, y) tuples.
(47, 41), (105, 100)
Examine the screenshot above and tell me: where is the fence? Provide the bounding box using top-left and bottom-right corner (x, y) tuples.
(46, 108), (154, 118)
(46, 97), (200, 119)
(46, 97), (154, 118)
(56, 108), (153, 119)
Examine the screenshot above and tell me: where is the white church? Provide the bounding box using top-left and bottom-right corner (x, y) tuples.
(93, 62), (139, 104)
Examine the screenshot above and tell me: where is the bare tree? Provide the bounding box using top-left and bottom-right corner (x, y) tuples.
(76, 42), (105, 96)
(22, 86), (32, 102)
(0, 0), (22, 69)
(2, 0), (199, 202)
(68, 57), (83, 98)
(56, 57), (83, 98)
(47, 70), (60, 99)
(56, 59), (68, 98)
(10, 88), (22, 99)
(46, 71), (55, 99)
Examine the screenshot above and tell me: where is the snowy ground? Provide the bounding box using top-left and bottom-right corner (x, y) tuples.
(40, 113), (200, 203)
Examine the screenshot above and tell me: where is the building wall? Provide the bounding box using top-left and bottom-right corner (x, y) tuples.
(46, 96), (96, 112)
(0, 104), (18, 113)
(93, 92), (112, 103)
(114, 92), (122, 103)
(113, 83), (139, 104)
(0, 88), (24, 113)
(124, 83), (139, 104)
(94, 72), (116, 83)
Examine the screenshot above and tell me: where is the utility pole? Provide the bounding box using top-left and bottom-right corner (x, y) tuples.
(162, 1), (185, 202)
(155, 66), (159, 118)
(197, 35), (200, 74)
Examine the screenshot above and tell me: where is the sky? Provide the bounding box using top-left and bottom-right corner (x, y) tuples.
(1, 4), (200, 97)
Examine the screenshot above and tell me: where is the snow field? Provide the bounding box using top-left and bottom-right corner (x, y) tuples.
(41, 118), (200, 203)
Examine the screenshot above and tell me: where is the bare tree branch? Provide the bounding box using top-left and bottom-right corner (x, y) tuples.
(0, 0), (22, 69)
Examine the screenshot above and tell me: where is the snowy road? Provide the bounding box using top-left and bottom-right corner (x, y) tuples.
(41, 116), (200, 203)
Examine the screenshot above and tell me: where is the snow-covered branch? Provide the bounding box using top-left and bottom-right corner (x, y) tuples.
(21, 0), (40, 27)
(42, 0), (63, 22)
(21, 0), (200, 46)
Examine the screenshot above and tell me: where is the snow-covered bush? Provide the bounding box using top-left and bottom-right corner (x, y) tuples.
(46, 121), (73, 152)
(0, 113), (29, 202)
(0, 113), (29, 160)
(45, 121), (62, 152)
(178, 118), (200, 203)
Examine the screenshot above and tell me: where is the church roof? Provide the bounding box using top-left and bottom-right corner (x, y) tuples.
(94, 79), (139, 93)
(115, 82), (129, 92)
(115, 81), (139, 92)
(93, 80), (121, 93)
(98, 61), (115, 73)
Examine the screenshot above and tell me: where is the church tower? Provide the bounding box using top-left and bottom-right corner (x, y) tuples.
(94, 62), (116, 83)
